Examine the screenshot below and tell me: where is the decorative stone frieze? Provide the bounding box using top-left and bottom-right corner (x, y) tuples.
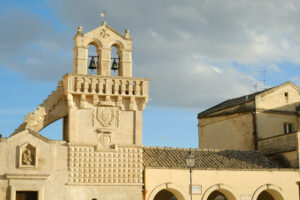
(68, 146), (143, 185)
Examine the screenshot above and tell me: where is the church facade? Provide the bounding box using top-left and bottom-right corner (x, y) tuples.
(0, 21), (300, 200)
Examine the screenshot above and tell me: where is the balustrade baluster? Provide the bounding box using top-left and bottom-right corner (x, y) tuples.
(114, 79), (119, 95)
(91, 78), (96, 93)
(121, 80), (126, 95)
(76, 77), (83, 92)
(135, 81), (140, 95)
(105, 79), (112, 94)
(98, 79), (102, 94)
(129, 81), (133, 95)
(84, 78), (89, 93)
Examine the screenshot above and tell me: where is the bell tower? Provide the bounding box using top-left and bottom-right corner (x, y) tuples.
(73, 21), (133, 77)
(63, 21), (149, 149)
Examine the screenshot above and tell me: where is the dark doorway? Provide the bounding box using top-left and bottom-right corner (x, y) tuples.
(257, 191), (275, 200)
(16, 191), (38, 200)
(154, 189), (177, 200)
(208, 190), (227, 200)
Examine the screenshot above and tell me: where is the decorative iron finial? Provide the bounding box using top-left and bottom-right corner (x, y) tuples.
(100, 10), (106, 23)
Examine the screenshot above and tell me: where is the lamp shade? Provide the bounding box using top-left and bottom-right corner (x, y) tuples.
(186, 152), (195, 168)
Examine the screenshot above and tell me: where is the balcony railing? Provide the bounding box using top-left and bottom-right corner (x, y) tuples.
(63, 74), (149, 97)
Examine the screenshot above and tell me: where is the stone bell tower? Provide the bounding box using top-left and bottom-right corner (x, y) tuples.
(62, 21), (149, 149)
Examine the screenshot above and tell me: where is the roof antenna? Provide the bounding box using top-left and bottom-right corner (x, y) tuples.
(256, 70), (266, 90)
(254, 83), (258, 92)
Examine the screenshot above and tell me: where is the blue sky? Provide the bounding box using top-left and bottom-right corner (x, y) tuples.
(1, 0), (300, 148)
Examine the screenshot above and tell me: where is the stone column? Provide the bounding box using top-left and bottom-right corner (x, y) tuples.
(119, 49), (132, 77)
(98, 47), (111, 76)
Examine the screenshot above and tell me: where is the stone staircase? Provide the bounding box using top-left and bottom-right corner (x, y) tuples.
(13, 81), (65, 134)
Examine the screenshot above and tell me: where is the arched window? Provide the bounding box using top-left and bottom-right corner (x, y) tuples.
(154, 189), (177, 200)
(110, 44), (121, 76)
(87, 44), (98, 75)
(208, 190), (227, 200)
(257, 191), (275, 200)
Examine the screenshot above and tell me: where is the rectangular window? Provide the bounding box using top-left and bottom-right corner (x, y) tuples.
(284, 123), (294, 134)
(16, 191), (38, 200)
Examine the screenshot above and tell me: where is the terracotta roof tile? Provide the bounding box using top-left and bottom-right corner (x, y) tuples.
(143, 147), (278, 169)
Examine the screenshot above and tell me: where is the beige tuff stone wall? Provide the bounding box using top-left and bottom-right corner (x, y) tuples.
(0, 130), (69, 200)
(257, 132), (298, 167)
(198, 113), (254, 150)
(145, 168), (300, 200)
(269, 151), (299, 168)
(0, 130), (144, 200)
(257, 133), (297, 155)
(68, 146), (143, 184)
(255, 83), (300, 139)
(62, 73), (148, 147)
(255, 83), (300, 112)
(256, 112), (297, 139)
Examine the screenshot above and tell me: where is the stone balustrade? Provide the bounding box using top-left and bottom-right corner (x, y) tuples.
(63, 74), (149, 97)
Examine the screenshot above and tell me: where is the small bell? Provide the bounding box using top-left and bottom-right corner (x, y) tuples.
(88, 57), (97, 70)
(111, 58), (119, 71)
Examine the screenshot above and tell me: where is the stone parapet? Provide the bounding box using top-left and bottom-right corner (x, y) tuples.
(63, 73), (149, 111)
(258, 133), (297, 155)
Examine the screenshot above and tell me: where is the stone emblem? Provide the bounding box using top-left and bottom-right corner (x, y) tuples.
(100, 134), (111, 147)
(93, 106), (120, 133)
(100, 28), (110, 38)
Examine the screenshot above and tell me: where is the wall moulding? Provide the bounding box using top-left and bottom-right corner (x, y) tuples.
(5, 174), (49, 180)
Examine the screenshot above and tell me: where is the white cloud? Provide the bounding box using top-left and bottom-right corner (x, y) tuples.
(1, 0), (300, 110)
(267, 64), (281, 72)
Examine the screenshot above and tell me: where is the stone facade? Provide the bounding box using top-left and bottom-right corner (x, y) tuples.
(0, 20), (300, 200)
(0, 21), (146, 200)
(198, 82), (300, 168)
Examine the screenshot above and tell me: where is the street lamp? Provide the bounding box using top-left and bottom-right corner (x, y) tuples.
(186, 151), (195, 200)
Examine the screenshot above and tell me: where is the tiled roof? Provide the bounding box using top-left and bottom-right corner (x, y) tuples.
(143, 147), (278, 169)
(197, 91), (266, 118)
(198, 81), (298, 118)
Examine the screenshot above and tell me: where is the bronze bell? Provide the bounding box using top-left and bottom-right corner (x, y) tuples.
(88, 57), (97, 70)
(111, 58), (119, 71)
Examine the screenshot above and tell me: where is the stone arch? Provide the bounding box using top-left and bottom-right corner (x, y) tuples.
(109, 41), (124, 76)
(202, 184), (238, 200)
(252, 184), (284, 200)
(148, 183), (188, 200)
(86, 38), (103, 49)
(86, 39), (103, 75)
(108, 40), (125, 50)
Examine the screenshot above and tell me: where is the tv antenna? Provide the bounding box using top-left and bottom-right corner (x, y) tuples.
(256, 70), (266, 90)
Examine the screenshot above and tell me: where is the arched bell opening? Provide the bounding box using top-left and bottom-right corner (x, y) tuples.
(110, 44), (121, 77)
(153, 189), (179, 200)
(257, 189), (284, 200)
(87, 43), (100, 75)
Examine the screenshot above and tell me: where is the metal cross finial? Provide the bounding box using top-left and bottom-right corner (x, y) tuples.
(100, 10), (106, 21)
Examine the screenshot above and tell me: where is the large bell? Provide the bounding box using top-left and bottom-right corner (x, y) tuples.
(88, 57), (97, 70)
(111, 58), (119, 71)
